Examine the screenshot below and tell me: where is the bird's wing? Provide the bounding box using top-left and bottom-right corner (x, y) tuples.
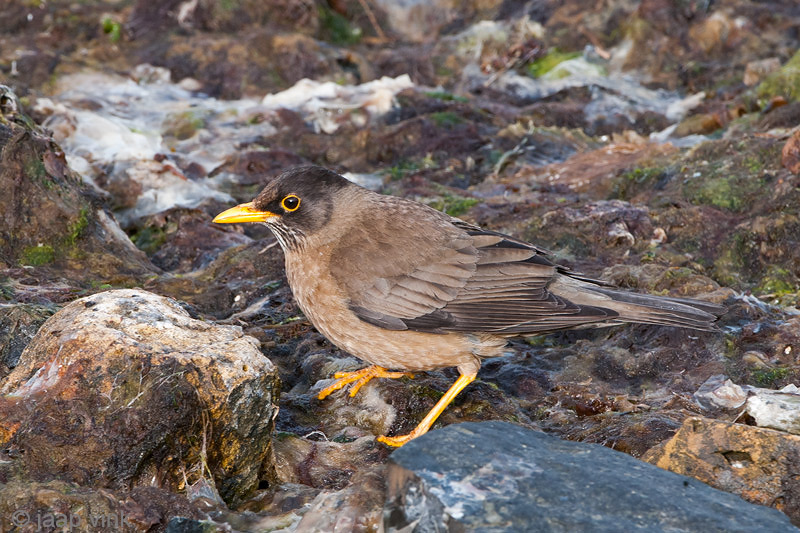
(400, 228), (619, 334)
(331, 205), (617, 334)
(329, 202), (479, 330)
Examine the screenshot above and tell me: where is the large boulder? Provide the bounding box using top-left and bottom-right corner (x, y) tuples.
(0, 289), (279, 506)
(644, 416), (800, 525)
(385, 421), (797, 532)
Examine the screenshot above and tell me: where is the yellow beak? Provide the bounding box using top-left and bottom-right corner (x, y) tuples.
(212, 202), (278, 223)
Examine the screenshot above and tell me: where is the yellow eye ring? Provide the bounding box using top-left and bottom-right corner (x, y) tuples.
(281, 194), (301, 212)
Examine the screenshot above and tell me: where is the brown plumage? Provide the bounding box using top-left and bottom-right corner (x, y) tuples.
(213, 165), (725, 446)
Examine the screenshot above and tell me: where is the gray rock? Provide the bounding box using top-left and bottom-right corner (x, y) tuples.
(385, 421), (797, 532)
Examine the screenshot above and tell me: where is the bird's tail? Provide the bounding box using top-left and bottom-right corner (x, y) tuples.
(583, 285), (726, 331)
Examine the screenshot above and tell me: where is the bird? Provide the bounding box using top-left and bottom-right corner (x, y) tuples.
(213, 165), (725, 447)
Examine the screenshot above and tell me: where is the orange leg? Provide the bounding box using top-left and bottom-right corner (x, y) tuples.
(317, 365), (415, 400)
(378, 372), (476, 447)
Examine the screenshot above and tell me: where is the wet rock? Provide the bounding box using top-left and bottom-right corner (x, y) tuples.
(239, 481), (320, 516)
(298, 352), (402, 438)
(272, 434), (386, 490)
(518, 142), (677, 195)
(693, 375), (800, 434)
(644, 416), (800, 525)
(759, 101), (800, 130)
(295, 467), (385, 532)
(0, 480), (204, 533)
(372, 0), (457, 42)
(0, 86), (156, 282)
(373, 0), (507, 43)
(210, 149), (308, 203)
(128, 208), (252, 273)
(130, 0), (319, 38)
(0, 289), (279, 506)
(0, 303), (55, 381)
(536, 200), (654, 261)
(386, 421), (796, 532)
(150, 238), (290, 319)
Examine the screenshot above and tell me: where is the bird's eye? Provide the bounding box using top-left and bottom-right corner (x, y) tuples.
(281, 194), (301, 212)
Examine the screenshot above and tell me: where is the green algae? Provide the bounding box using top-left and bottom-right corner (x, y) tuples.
(526, 50), (581, 78)
(429, 111), (464, 128)
(756, 50), (800, 102)
(427, 193), (478, 217)
(101, 17), (122, 43)
(130, 225), (169, 256)
(424, 91), (468, 103)
(611, 166), (668, 200)
(751, 367), (791, 388)
(66, 207), (89, 246)
(318, 5), (361, 45)
(21, 244), (55, 266)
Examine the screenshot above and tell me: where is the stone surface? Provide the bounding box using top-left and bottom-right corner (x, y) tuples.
(746, 385), (800, 435)
(0, 86), (156, 282)
(385, 421), (797, 532)
(744, 57), (782, 86)
(294, 468), (385, 532)
(693, 374), (748, 410)
(644, 416), (800, 525)
(0, 289), (279, 506)
(3, 0), (800, 528)
(272, 434), (387, 490)
(0, 480), (203, 533)
(0, 302), (55, 381)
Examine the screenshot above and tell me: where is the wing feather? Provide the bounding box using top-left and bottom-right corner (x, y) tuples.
(332, 209), (618, 333)
(330, 199), (723, 335)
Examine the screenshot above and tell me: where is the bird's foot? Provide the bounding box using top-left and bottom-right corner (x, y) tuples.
(377, 372), (477, 447)
(317, 365), (415, 400)
(377, 432), (419, 447)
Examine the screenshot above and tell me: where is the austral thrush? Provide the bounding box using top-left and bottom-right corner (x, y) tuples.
(213, 166), (725, 446)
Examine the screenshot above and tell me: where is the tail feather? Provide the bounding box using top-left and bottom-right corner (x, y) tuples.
(585, 286), (725, 332)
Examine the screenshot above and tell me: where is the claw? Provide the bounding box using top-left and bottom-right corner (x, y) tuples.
(317, 365), (414, 400)
(377, 372), (476, 447)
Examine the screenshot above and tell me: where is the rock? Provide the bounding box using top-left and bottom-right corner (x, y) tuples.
(744, 58), (782, 86)
(537, 200), (654, 260)
(783, 130), (800, 174)
(375, 0), (451, 42)
(0, 289), (279, 506)
(759, 101), (800, 130)
(688, 11), (737, 54)
(757, 50), (800, 103)
(525, 142), (677, 195)
(0, 303), (55, 381)
(0, 86), (156, 282)
(385, 421), (797, 532)
(272, 434), (386, 490)
(0, 480), (204, 532)
(746, 385), (800, 435)
(693, 374), (748, 410)
(295, 468), (385, 532)
(128, 208), (252, 273)
(644, 416), (800, 525)
(673, 113), (723, 137)
(372, 0), (506, 43)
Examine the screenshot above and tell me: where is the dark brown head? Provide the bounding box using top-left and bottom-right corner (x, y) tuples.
(213, 165), (357, 250)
